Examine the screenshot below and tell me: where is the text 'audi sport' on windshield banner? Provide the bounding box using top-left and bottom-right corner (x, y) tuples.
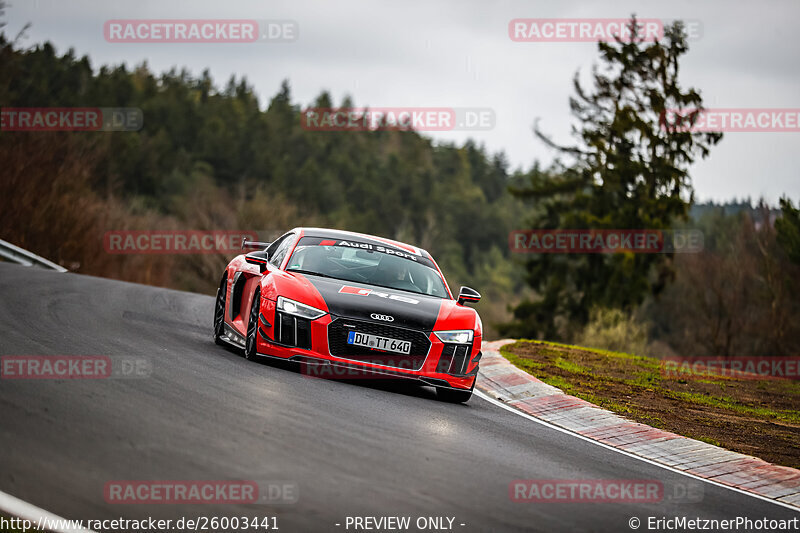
(104, 230), (258, 254)
(1, 107), (143, 131)
(104, 19), (298, 43)
(509, 230), (703, 253)
(301, 107), (495, 131)
(302, 235), (440, 269)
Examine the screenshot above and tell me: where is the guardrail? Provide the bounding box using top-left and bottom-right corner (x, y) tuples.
(0, 239), (67, 272)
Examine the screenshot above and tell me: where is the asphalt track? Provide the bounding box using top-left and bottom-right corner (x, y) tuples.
(0, 262), (798, 532)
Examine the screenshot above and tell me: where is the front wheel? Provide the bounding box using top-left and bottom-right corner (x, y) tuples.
(437, 382), (474, 403)
(213, 274), (227, 346)
(244, 288), (261, 361)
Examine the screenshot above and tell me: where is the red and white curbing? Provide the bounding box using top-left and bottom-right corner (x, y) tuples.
(477, 339), (800, 509)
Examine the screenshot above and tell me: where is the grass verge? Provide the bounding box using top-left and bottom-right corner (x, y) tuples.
(501, 340), (800, 468)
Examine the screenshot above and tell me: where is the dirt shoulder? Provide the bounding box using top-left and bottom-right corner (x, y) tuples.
(502, 340), (800, 468)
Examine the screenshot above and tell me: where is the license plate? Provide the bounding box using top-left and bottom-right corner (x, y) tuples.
(347, 331), (412, 354)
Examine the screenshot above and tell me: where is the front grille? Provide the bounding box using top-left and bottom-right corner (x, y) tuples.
(275, 311), (312, 349)
(436, 343), (473, 375)
(328, 318), (431, 371)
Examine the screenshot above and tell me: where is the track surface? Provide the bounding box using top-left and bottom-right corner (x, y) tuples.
(0, 263), (797, 532)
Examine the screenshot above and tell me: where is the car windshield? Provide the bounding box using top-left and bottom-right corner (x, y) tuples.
(286, 236), (449, 298)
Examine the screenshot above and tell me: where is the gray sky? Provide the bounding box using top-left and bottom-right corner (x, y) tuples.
(6, 0), (799, 203)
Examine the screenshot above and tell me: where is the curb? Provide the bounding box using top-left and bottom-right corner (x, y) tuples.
(476, 339), (800, 510)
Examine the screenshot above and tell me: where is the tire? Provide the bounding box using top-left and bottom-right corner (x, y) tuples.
(213, 273), (227, 346)
(244, 287), (261, 361)
(437, 382), (474, 404)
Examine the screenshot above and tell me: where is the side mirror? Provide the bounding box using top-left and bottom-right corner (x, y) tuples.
(245, 250), (269, 273)
(457, 286), (481, 306)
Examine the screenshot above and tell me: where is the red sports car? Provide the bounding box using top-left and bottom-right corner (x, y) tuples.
(212, 227), (482, 402)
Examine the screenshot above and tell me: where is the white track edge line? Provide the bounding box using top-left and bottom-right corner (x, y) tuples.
(0, 490), (96, 533)
(474, 389), (800, 513)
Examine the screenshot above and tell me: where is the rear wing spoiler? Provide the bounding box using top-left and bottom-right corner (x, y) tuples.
(241, 238), (272, 250)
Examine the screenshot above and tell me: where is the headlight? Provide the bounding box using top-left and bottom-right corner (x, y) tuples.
(434, 330), (474, 344)
(277, 296), (326, 320)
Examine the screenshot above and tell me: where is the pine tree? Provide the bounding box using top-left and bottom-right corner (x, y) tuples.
(502, 17), (723, 340)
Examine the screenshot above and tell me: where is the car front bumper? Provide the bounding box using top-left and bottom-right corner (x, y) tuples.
(255, 304), (479, 390)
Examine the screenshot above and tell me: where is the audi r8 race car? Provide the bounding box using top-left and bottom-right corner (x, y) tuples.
(212, 227), (482, 402)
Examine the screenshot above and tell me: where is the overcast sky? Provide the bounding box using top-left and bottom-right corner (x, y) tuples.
(5, 0), (799, 204)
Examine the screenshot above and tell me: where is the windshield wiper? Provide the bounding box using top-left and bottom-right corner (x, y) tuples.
(285, 268), (338, 280)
